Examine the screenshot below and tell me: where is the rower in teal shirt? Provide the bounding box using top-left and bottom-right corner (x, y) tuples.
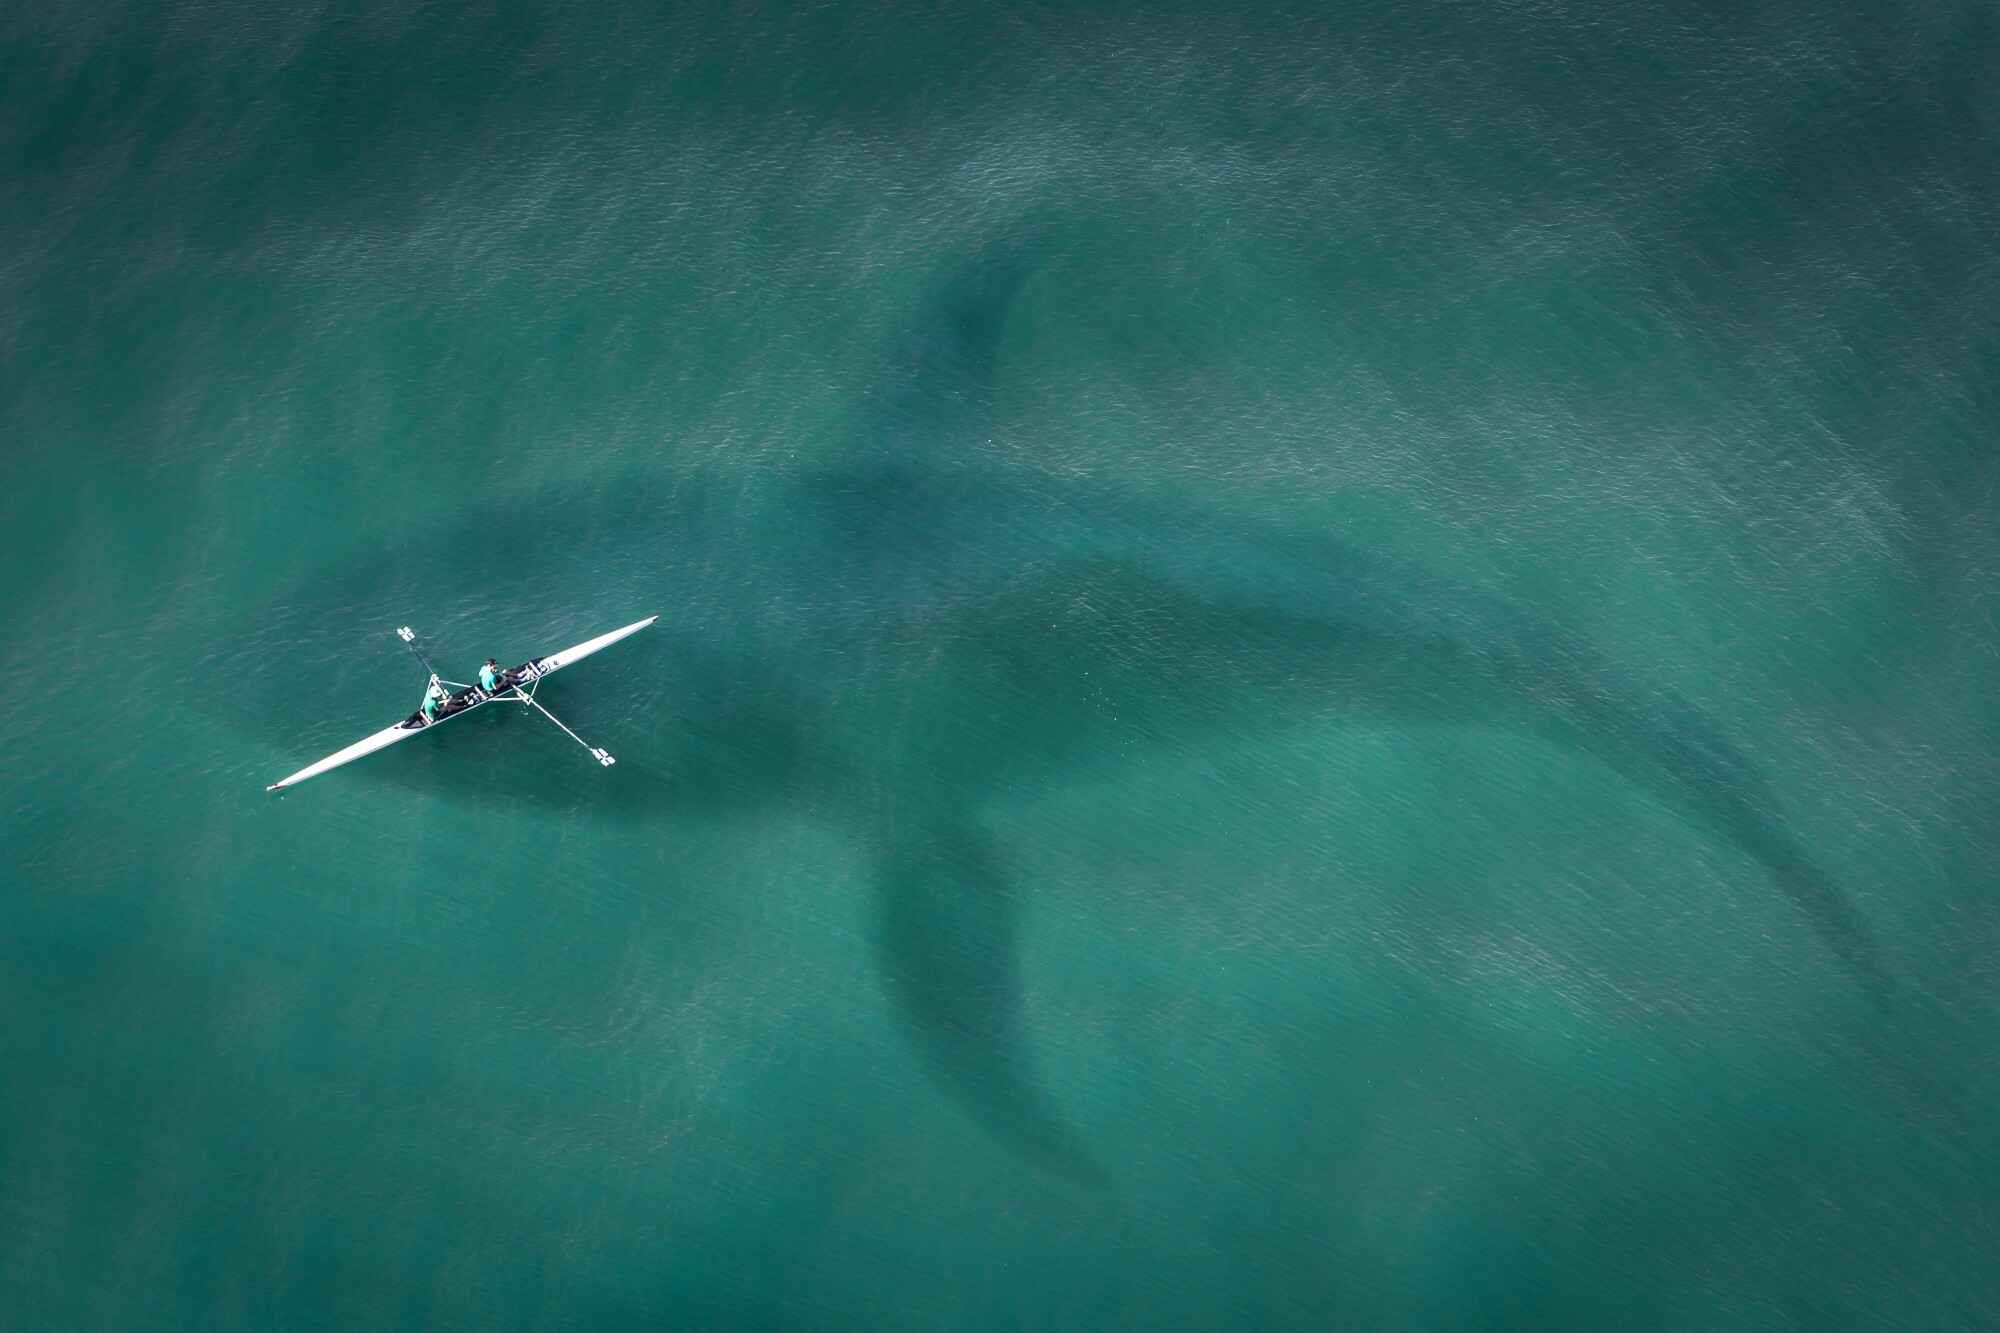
(478, 659), (503, 693)
(420, 680), (447, 722)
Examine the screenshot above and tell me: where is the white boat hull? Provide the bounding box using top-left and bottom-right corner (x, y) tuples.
(266, 616), (657, 791)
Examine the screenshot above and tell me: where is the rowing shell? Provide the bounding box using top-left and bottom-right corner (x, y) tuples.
(266, 616), (658, 791)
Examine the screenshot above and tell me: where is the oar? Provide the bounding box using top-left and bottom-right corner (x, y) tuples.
(397, 626), (469, 690)
(397, 625), (442, 685)
(512, 688), (617, 767)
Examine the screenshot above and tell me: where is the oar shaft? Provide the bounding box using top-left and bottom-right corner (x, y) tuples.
(513, 690), (616, 766)
(396, 626), (442, 683)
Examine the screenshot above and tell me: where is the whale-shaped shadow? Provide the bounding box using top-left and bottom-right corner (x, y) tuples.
(801, 244), (1886, 1183)
(245, 236), (1888, 1184)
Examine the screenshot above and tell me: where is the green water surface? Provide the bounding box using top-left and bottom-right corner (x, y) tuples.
(4, 2), (1998, 1328)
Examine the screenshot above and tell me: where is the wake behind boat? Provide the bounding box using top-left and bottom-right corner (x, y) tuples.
(266, 616), (658, 791)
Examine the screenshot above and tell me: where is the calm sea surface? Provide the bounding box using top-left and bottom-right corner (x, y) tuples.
(5, 2), (1999, 1328)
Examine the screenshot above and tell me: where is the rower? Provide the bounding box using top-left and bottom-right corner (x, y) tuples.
(421, 680), (447, 722)
(478, 659), (503, 693)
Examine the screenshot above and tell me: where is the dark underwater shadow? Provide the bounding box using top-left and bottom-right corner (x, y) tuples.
(925, 552), (1890, 995)
(870, 816), (1108, 1186)
(237, 233), (1899, 1184)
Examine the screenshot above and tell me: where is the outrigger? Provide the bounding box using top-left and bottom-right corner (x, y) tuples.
(265, 617), (657, 791)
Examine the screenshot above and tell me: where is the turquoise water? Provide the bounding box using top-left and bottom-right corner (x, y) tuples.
(6, 2), (1999, 1327)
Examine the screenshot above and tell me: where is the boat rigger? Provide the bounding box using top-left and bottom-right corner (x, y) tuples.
(265, 616), (657, 791)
